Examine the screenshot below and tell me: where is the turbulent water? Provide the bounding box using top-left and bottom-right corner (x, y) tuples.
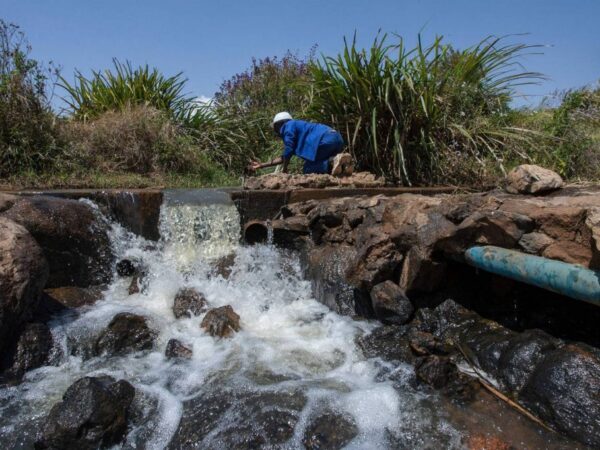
(0, 195), (575, 449)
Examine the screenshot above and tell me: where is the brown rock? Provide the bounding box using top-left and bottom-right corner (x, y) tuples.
(542, 241), (593, 266)
(173, 288), (207, 319)
(0, 193), (18, 212)
(128, 274), (141, 295)
(200, 305), (241, 337)
(506, 164), (563, 195)
(3, 196), (114, 287)
(370, 280), (414, 325)
(165, 338), (193, 359)
(414, 355), (457, 389)
(244, 172), (385, 190)
(0, 217), (49, 354)
(44, 286), (103, 309)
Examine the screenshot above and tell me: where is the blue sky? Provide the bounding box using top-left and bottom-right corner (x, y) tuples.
(3, 0), (599, 108)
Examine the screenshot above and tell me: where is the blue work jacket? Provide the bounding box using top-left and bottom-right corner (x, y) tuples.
(279, 120), (332, 162)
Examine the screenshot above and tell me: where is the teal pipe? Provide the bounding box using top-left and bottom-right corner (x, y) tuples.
(465, 246), (600, 306)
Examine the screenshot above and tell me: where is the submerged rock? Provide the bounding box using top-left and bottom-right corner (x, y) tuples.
(212, 252), (236, 279)
(94, 313), (156, 357)
(0, 218), (49, 355)
(506, 164), (563, 195)
(35, 376), (135, 450)
(2, 322), (53, 381)
(173, 288), (207, 319)
(3, 196), (114, 287)
(165, 339), (192, 359)
(302, 412), (358, 450)
(200, 305), (241, 337)
(370, 280), (414, 325)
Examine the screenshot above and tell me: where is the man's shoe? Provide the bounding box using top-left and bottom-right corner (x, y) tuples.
(331, 153), (353, 177)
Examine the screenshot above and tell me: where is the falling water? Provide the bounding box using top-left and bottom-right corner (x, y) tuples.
(0, 193), (575, 449)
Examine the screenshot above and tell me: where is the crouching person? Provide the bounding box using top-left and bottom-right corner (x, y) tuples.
(247, 112), (353, 176)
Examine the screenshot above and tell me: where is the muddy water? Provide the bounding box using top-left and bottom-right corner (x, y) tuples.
(0, 195), (582, 449)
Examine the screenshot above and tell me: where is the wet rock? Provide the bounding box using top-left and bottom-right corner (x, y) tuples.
(302, 245), (365, 316)
(506, 164), (563, 195)
(43, 286), (103, 309)
(2, 322), (53, 380)
(165, 339), (192, 359)
(173, 288), (207, 319)
(0, 217), (49, 355)
(520, 344), (600, 447)
(497, 329), (558, 392)
(356, 325), (414, 364)
(302, 412), (358, 450)
(345, 227), (402, 291)
(213, 252), (236, 279)
(35, 376), (135, 450)
(116, 259), (137, 277)
(407, 329), (452, 356)
(94, 313), (157, 356)
(518, 231), (554, 254)
(3, 196), (114, 287)
(414, 355), (457, 389)
(272, 217), (311, 249)
(200, 305), (241, 337)
(370, 280), (414, 325)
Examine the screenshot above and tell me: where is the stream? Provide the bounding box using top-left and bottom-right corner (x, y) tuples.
(0, 192), (581, 449)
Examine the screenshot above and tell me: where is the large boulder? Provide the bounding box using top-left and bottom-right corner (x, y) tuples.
(370, 280), (414, 325)
(35, 376), (135, 450)
(200, 306), (240, 338)
(520, 345), (600, 447)
(506, 164), (564, 195)
(94, 313), (157, 357)
(0, 217), (49, 354)
(3, 196), (114, 287)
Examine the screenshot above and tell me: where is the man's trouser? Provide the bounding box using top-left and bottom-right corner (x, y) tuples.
(302, 130), (344, 174)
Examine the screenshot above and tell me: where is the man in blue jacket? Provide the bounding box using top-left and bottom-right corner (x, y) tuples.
(247, 112), (353, 175)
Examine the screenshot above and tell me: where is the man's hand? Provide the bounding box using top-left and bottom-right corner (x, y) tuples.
(246, 160), (262, 174)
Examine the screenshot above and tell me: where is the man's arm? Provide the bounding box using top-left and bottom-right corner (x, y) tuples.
(248, 156), (289, 172)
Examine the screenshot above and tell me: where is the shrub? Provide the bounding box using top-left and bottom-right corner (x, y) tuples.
(203, 51), (314, 173)
(309, 34), (543, 185)
(59, 59), (196, 122)
(60, 105), (206, 174)
(0, 20), (62, 177)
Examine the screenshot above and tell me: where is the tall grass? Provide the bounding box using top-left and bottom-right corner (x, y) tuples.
(59, 59), (196, 122)
(310, 34), (543, 185)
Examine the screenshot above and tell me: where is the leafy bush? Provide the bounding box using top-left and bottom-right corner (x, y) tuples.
(309, 34), (542, 185)
(60, 105), (208, 174)
(202, 51), (314, 173)
(0, 20), (62, 177)
(60, 59), (196, 122)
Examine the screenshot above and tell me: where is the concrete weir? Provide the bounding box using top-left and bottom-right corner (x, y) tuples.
(6, 186), (457, 240)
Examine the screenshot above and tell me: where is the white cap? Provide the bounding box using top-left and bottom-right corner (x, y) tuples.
(272, 112), (293, 127)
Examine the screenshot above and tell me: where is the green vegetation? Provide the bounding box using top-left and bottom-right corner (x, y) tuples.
(310, 34), (543, 185)
(59, 58), (196, 122)
(0, 18), (598, 189)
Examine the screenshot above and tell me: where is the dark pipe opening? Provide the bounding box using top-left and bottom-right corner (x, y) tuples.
(244, 221), (269, 245)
